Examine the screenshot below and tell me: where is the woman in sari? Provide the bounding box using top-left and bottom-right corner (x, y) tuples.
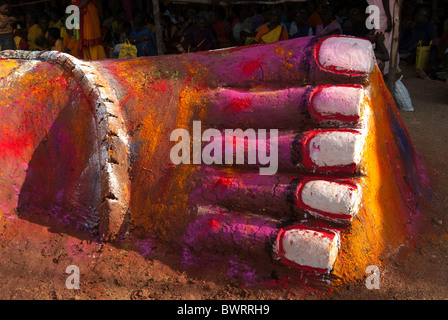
(289, 10), (313, 39)
(178, 15), (217, 53)
(254, 9), (288, 44)
(72, 0), (107, 60)
(315, 6), (342, 36)
(63, 28), (80, 58)
(26, 13), (48, 50)
(130, 12), (157, 57)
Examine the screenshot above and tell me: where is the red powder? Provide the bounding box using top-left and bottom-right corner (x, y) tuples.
(0, 134), (32, 158)
(226, 98), (252, 112)
(213, 177), (232, 189)
(208, 219), (220, 229)
(241, 57), (263, 76)
(154, 79), (168, 93)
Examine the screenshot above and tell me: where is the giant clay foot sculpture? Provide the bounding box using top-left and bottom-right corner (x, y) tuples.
(0, 35), (427, 286)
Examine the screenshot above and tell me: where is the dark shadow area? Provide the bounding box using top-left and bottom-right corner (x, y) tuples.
(17, 97), (102, 242)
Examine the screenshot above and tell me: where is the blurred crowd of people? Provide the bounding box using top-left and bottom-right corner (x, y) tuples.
(0, 0), (447, 79)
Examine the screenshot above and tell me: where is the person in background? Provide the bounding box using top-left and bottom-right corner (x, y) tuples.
(111, 11), (126, 42)
(0, 1), (16, 50)
(278, 4), (289, 29)
(72, 0), (107, 60)
(210, 7), (231, 48)
(10, 5), (24, 31)
(400, 6), (434, 64)
(120, 21), (132, 43)
(366, 0), (396, 75)
(48, 27), (64, 52)
(162, 4), (179, 25)
(35, 34), (49, 50)
(59, 13), (69, 40)
(161, 14), (179, 53)
(352, 20), (390, 74)
(254, 8), (288, 44)
(49, 8), (63, 30)
(232, 16), (242, 44)
(38, 14), (49, 39)
(306, 1), (322, 34)
(14, 26), (29, 50)
(63, 27), (80, 58)
(231, 5), (250, 45)
(238, 15), (256, 46)
(289, 9), (313, 38)
(315, 5), (342, 36)
(335, 5), (348, 26)
(144, 14), (156, 35)
(101, 7), (114, 54)
(25, 10), (35, 31)
(112, 21), (132, 58)
(101, 8), (114, 30)
(249, 4), (265, 31)
(28, 15), (49, 50)
(178, 15), (217, 53)
(25, 12), (40, 50)
(130, 12), (157, 56)
(342, 7), (362, 36)
(230, 5), (243, 32)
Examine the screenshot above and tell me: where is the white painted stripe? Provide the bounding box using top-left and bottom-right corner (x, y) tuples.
(308, 131), (365, 167)
(318, 37), (374, 74)
(301, 180), (361, 218)
(313, 86), (364, 117)
(281, 228), (339, 271)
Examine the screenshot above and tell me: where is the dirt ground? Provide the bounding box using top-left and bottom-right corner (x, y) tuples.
(0, 65), (447, 301)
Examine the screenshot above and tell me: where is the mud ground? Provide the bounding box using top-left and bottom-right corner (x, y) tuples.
(0, 65), (447, 301)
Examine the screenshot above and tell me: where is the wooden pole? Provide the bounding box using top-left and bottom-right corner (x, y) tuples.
(387, 0), (401, 93)
(152, 0), (165, 55)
